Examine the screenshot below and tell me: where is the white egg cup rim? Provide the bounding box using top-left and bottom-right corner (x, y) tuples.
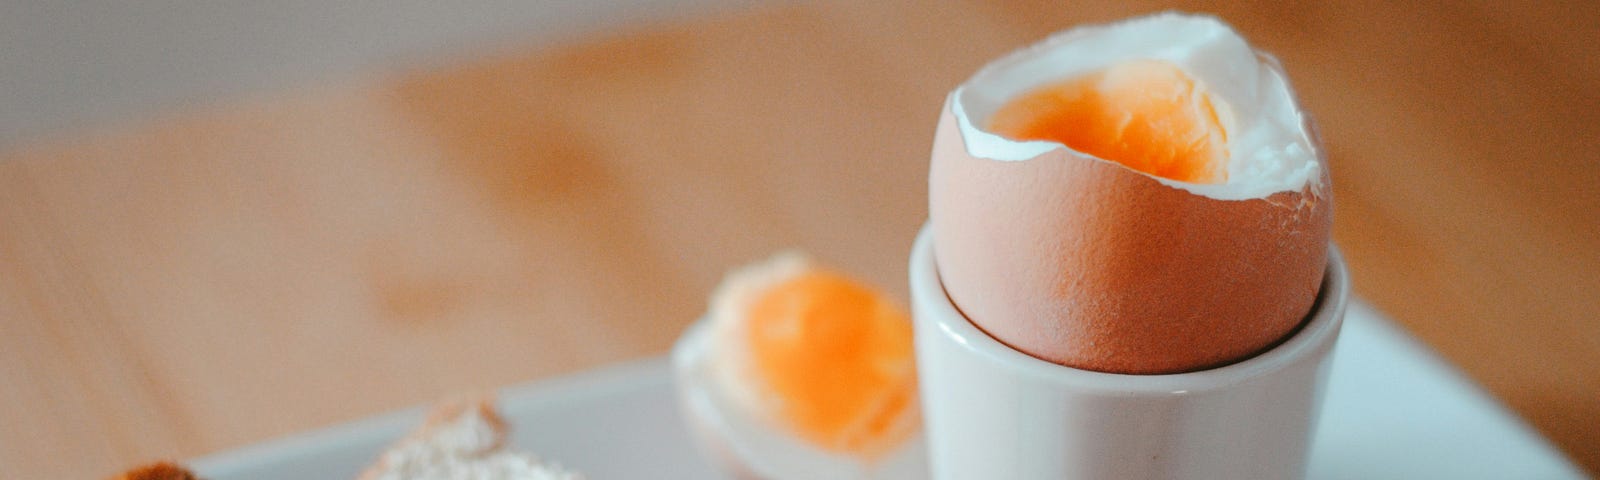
(910, 224), (1349, 396)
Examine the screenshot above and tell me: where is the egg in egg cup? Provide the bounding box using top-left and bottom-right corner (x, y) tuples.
(916, 13), (1350, 480)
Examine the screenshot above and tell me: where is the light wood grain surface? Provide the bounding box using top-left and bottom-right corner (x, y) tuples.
(2, 1), (1596, 478)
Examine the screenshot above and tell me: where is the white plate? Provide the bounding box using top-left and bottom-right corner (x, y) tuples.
(190, 301), (1586, 479)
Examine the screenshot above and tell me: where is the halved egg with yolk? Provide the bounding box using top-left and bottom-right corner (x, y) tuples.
(671, 253), (925, 480)
(745, 269), (916, 456)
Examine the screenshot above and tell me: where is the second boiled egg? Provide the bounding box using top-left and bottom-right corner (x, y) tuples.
(673, 253), (925, 479)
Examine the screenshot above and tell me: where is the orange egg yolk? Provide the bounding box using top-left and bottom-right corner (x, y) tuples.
(987, 59), (1229, 184)
(745, 270), (916, 457)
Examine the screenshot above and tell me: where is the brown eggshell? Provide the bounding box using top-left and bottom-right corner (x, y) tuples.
(928, 104), (1332, 375)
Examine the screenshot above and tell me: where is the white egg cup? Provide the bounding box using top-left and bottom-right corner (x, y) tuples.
(910, 225), (1349, 479)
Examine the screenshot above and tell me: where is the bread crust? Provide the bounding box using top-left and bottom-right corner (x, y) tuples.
(357, 395), (508, 480)
(109, 462), (199, 480)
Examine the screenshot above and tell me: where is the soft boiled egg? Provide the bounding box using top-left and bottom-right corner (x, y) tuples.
(929, 13), (1333, 374)
(672, 253), (926, 479)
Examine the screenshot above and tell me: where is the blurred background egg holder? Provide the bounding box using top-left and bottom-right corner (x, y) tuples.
(1, 0), (1596, 478)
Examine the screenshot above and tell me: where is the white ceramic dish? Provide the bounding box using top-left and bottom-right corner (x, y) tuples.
(189, 301), (1586, 479)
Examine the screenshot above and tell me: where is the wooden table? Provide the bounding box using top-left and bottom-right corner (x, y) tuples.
(2, 1), (1595, 477)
